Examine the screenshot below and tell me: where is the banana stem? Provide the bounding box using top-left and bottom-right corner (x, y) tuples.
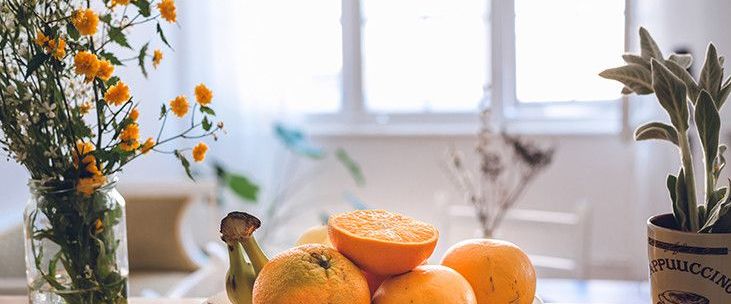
(679, 131), (699, 232)
(241, 236), (269, 276)
(225, 242), (255, 304)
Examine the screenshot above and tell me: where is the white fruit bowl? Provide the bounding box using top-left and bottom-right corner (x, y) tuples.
(204, 292), (545, 304)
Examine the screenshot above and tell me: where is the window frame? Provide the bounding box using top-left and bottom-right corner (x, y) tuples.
(306, 0), (631, 136)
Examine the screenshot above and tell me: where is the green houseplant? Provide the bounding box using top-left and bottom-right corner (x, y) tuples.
(601, 27), (731, 303)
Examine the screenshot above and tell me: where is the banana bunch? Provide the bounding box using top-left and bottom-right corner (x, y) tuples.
(220, 212), (270, 304)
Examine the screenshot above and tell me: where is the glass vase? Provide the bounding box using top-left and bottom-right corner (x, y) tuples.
(23, 177), (129, 304)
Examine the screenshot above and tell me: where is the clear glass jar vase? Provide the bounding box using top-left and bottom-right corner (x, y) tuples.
(23, 176), (129, 304)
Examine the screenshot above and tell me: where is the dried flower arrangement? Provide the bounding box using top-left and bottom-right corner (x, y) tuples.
(447, 110), (554, 238)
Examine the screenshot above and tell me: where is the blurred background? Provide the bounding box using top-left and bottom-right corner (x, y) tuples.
(1, 0), (730, 302)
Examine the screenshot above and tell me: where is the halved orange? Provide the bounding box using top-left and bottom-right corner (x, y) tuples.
(328, 209), (438, 275)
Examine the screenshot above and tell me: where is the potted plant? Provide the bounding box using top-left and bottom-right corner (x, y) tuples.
(601, 27), (731, 303)
(0, 1), (222, 302)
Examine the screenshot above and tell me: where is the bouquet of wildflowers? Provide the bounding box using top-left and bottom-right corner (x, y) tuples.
(0, 0), (222, 302)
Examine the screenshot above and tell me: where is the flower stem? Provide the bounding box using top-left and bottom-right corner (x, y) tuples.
(679, 131), (699, 231)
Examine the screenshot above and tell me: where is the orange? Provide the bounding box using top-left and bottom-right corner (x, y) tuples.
(441, 239), (536, 304)
(372, 265), (477, 304)
(362, 270), (389, 296)
(328, 209), (438, 275)
(252, 244), (370, 304)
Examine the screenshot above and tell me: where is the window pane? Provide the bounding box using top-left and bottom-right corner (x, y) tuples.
(515, 0), (624, 103)
(237, 0), (341, 113)
(362, 0), (490, 113)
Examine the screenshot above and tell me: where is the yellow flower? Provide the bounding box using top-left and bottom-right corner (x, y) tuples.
(34, 31), (49, 47)
(169, 95), (189, 118)
(73, 140), (95, 165)
(53, 38), (66, 60)
(104, 81), (131, 106)
(77, 175), (107, 197)
(194, 83), (213, 106)
(119, 123), (141, 151)
(93, 218), (104, 234)
(141, 137), (155, 154)
(192, 142), (208, 163)
(129, 107), (139, 121)
(79, 102), (93, 115)
(72, 9), (99, 36)
(73, 140), (102, 176)
(111, 0), (131, 6)
(157, 0), (177, 23)
(74, 51), (100, 82)
(153, 49), (163, 69)
(96, 59), (114, 81)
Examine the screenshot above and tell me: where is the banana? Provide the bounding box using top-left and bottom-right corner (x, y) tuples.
(220, 212), (271, 304)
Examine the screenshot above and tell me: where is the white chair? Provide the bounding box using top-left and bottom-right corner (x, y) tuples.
(0, 217), (26, 295)
(438, 193), (591, 279)
(119, 181), (222, 298)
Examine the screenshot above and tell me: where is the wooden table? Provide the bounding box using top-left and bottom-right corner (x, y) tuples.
(0, 297), (204, 304)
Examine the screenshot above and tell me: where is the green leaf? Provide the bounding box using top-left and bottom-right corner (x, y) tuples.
(335, 148), (365, 186)
(200, 106), (216, 116)
(156, 23), (172, 49)
(100, 14), (112, 24)
(700, 180), (731, 232)
(640, 27), (664, 61)
(695, 90), (721, 173)
(718, 76), (731, 108)
(66, 22), (80, 40)
(665, 60), (700, 104)
(226, 173), (260, 202)
(25, 52), (49, 78)
(274, 123), (325, 158)
(202, 116), (212, 131)
(137, 42), (149, 78)
(108, 27), (132, 49)
(106, 76), (120, 86)
(709, 187), (728, 214)
(598, 64), (653, 95)
(673, 170), (690, 231)
(634, 122), (678, 145)
(99, 51), (123, 66)
(651, 59), (689, 131)
(132, 0), (152, 17)
(699, 43), (724, 105)
(622, 54), (650, 70)
(714, 144), (727, 180)
(174, 150), (194, 180)
(160, 104), (167, 119)
(668, 53), (693, 69)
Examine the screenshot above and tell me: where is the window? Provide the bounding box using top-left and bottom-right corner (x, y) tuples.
(241, 0), (627, 132)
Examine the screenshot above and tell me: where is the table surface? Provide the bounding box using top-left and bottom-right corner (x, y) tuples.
(0, 279), (652, 304)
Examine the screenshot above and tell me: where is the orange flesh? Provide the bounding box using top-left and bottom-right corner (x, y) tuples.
(329, 209), (437, 244)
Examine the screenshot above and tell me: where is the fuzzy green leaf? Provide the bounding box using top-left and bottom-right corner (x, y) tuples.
(665, 60), (700, 104)
(622, 54), (650, 69)
(137, 42), (149, 78)
(599, 64), (653, 95)
(695, 90), (721, 173)
(634, 122), (678, 145)
(668, 53), (693, 69)
(718, 76), (731, 108)
(709, 187), (728, 214)
(652, 59), (689, 131)
(640, 27), (663, 60)
(700, 181), (731, 232)
(25, 52), (49, 78)
(674, 169), (690, 231)
(714, 145), (727, 181)
(108, 27), (132, 49)
(700, 44), (724, 105)
(336, 148), (365, 186)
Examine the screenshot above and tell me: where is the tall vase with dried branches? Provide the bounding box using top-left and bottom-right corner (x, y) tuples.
(447, 110), (555, 238)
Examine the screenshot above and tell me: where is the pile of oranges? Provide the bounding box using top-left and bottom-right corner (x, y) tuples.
(253, 209), (536, 304)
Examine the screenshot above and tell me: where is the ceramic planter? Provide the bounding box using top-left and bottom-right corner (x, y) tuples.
(648, 213), (731, 304)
